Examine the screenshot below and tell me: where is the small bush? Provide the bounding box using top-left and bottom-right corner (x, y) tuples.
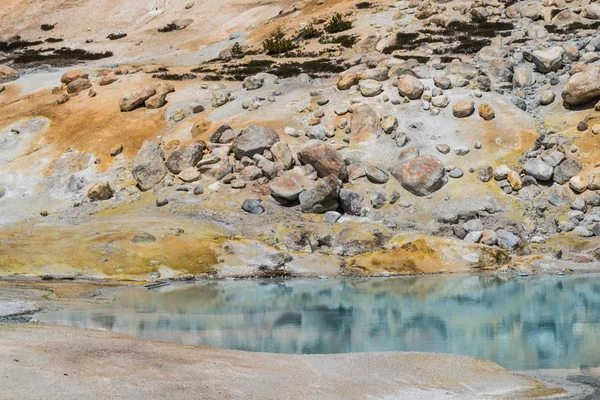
(297, 23), (321, 40)
(319, 34), (357, 48)
(107, 33), (127, 40)
(356, 2), (371, 9)
(45, 37), (64, 43)
(262, 28), (296, 55)
(231, 42), (244, 58)
(158, 23), (177, 33)
(41, 24), (55, 31)
(324, 13), (352, 34)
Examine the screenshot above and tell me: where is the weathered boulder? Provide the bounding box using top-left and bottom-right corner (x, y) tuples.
(231, 126), (280, 159)
(524, 158), (553, 181)
(497, 230), (520, 250)
(120, 86), (156, 112)
(178, 167), (201, 182)
(397, 75), (424, 99)
(359, 79), (383, 97)
(269, 176), (303, 201)
(0, 65), (19, 83)
(145, 82), (175, 109)
(271, 142), (294, 170)
(87, 181), (114, 201)
(531, 46), (564, 73)
(554, 158), (582, 185)
(513, 66), (535, 88)
(337, 72), (359, 90)
(583, 4), (600, 20)
(60, 69), (88, 85)
(241, 198), (264, 214)
(339, 189), (363, 215)
(562, 67), (600, 106)
(99, 73), (118, 86)
(298, 140), (348, 181)
(350, 103), (380, 143)
(166, 141), (205, 174)
(391, 155), (447, 196)
(66, 78), (92, 94)
(299, 175), (340, 213)
(132, 141), (167, 191)
(478, 104), (495, 120)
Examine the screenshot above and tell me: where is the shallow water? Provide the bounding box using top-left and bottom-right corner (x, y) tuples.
(36, 274), (600, 371)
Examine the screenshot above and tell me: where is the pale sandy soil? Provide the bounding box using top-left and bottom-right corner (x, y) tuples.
(0, 323), (584, 400)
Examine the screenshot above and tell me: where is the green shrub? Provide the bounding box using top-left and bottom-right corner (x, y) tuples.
(297, 23), (321, 40)
(231, 42), (244, 58)
(324, 13), (352, 34)
(262, 28), (296, 55)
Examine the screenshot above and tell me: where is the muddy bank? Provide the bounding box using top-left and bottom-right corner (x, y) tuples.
(0, 323), (590, 400)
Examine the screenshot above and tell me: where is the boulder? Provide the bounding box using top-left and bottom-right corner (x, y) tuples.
(562, 67), (600, 106)
(359, 79), (383, 97)
(478, 104), (495, 120)
(553, 158), (582, 185)
(513, 66), (535, 88)
(397, 75), (424, 99)
(132, 141), (167, 191)
(350, 103), (380, 143)
(87, 181), (114, 201)
(339, 189), (363, 215)
(337, 72), (359, 90)
(583, 4), (600, 20)
(66, 78), (91, 94)
(99, 73), (118, 86)
(241, 198), (264, 214)
(60, 69), (88, 85)
(166, 141), (205, 174)
(269, 176), (303, 201)
(271, 142), (294, 170)
(297, 140), (348, 181)
(120, 86), (156, 112)
(531, 46), (564, 73)
(178, 167), (201, 182)
(145, 82), (175, 109)
(497, 230), (520, 250)
(231, 126), (280, 159)
(391, 155), (447, 197)
(524, 158), (553, 181)
(452, 100), (475, 118)
(299, 175), (340, 214)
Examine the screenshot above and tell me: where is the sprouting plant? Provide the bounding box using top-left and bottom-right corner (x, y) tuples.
(297, 23), (321, 40)
(231, 42), (244, 58)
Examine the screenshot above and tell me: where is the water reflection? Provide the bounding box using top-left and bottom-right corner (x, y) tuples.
(36, 275), (600, 370)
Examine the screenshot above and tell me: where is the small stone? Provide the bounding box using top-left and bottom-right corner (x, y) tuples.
(436, 144), (450, 154)
(87, 181), (114, 201)
(324, 211), (341, 224)
(156, 197), (169, 207)
(365, 165), (389, 184)
(453, 100), (475, 118)
(478, 104), (495, 120)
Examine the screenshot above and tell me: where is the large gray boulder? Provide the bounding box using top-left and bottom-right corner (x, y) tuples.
(553, 158), (582, 185)
(231, 125), (280, 159)
(523, 158), (553, 181)
(297, 140), (348, 181)
(562, 67), (600, 106)
(531, 46), (564, 73)
(132, 141), (167, 191)
(339, 189), (363, 215)
(391, 155), (447, 196)
(299, 175), (340, 214)
(166, 141), (205, 174)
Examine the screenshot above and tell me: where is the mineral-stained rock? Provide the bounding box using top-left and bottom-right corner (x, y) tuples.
(145, 82), (175, 109)
(350, 103), (380, 143)
(166, 141), (205, 174)
(337, 72), (359, 90)
(120, 86), (156, 112)
(87, 181), (114, 201)
(0, 65), (19, 84)
(231, 126), (280, 159)
(270, 142), (293, 170)
(60, 69), (87, 85)
(397, 75), (424, 100)
(297, 140), (348, 181)
(478, 104), (495, 120)
(562, 67), (600, 106)
(299, 175), (340, 214)
(132, 141), (167, 191)
(269, 176), (303, 201)
(67, 78), (92, 94)
(391, 155), (447, 197)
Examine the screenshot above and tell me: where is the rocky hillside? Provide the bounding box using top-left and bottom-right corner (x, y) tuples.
(1, 0), (600, 280)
